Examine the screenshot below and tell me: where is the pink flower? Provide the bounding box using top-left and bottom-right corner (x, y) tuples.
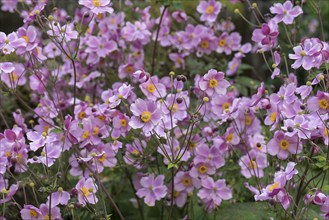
(140, 76), (166, 101)
(197, 176), (232, 211)
(198, 69), (230, 96)
(197, 0), (222, 23)
(252, 19), (279, 51)
(267, 130), (302, 159)
(239, 150), (268, 178)
(79, 0), (114, 14)
(174, 171), (200, 193)
(307, 91), (329, 114)
(270, 1), (303, 24)
(75, 177), (98, 205)
(129, 99), (162, 134)
(136, 174), (167, 206)
(20, 205), (42, 220)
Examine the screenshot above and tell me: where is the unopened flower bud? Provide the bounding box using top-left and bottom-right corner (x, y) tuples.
(29, 182), (35, 188)
(71, 188), (78, 196)
(203, 97), (209, 103)
(176, 97), (183, 104)
(75, 202), (83, 208)
(234, 9), (240, 14)
(169, 71), (175, 76)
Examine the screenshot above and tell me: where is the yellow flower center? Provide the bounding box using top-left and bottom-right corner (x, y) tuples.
(269, 182), (279, 192)
(174, 191), (180, 198)
(249, 159), (257, 169)
(201, 40), (209, 49)
(208, 79), (218, 88)
(92, 0), (101, 7)
(189, 141), (196, 150)
(82, 130), (90, 139)
(300, 51), (306, 56)
(141, 111), (152, 123)
(5, 151), (12, 157)
(92, 126), (99, 136)
(318, 98), (328, 109)
(22, 35), (29, 42)
(43, 214), (50, 220)
(170, 104), (179, 113)
(324, 128), (328, 137)
(81, 186), (90, 197)
(182, 177), (191, 186)
(279, 139), (289, 150)
(222, 102), (231, 111)
(131, 149), (139, 155)
(270, 112), (276, 122)
(125, 65), (134, 74)
(30, 210), (38, 218)
(79, 111), (86, 120)
(98, 115), (106, 121)
(245, 115), (253, 126)
(205, 5), (214, 14)
(199, 165), (207, 174)
(226, 133), (233, 143)
(120, 119), (127, 127)
(147, 83), (156, 93)
(9, 72), (18, 82)
(218, 39), (226, 47)
(98, 153), (106, 162)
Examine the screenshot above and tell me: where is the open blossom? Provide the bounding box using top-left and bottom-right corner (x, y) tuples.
(79, 0), (114, 14)
(140, 76), (166, 101)
(270, 1), (303, 24)
(136, 174), (167, 206)
(239, 150), (267, 178)
(289, 43), (320, 70)
(20, 205), (42, 220)
(252, 19), (279, 51)
(197, 0), (222, 23)
(307, 91), (329, 114)
(75, 177), (98, 205)
(198, 69), (230, 96)
(129, 99), (161, 134)
(197, 176), (232, 211)
(267, 130), (302, 159)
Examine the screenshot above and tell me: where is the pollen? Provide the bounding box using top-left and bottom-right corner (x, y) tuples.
(279, 139), (289, 150)
(81, 186), (90, 197)
(98, 153), (106, 162)
(120, 119), (127, 127)
(198, 165), (207, 174)
(249, 159), (257, 169)
(125, 65), (134, 74)
(318, 98), (328, 110)
(244, 115), (253, 126)
(208, 79), (218, 88)
(92, 126), (99, 136)
(9, 72), (18, 82)
(270, 112), (276, 122)
(269, 182), (279, 192)
(79, 111), (86, 120)
(226, 133), (233, 143)
(182, 177), (191, 186)
(205, 5), (214, 14)
(29, 209), (39, 218)
(22, 35), (29, 42)
(218, 39), (226, 47)
(169, 104), (179, 113)
(140, 111), (152, 123)
(82, 130), (90, 139)
(300, 51), (306, 56)
(147, 83), (156, 93)
(92, 0), (101, 7)
(201, 40), (209, 49)
(222, 102), (231, 111)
